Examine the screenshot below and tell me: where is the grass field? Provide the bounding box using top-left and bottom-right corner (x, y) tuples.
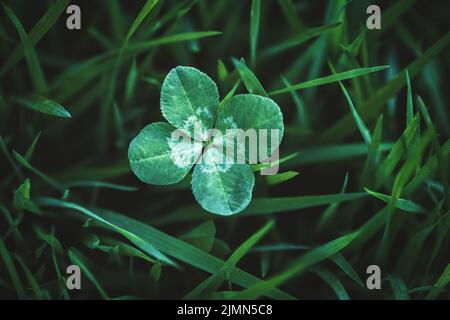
(0, 0), (449, 300)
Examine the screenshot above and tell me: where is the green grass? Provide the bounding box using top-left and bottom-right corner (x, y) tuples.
(0, 0), (448, 300)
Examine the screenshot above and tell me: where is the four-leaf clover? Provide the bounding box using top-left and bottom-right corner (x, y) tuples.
(128, 66), (284, 215)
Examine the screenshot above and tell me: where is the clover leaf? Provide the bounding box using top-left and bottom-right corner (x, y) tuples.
(128, 66), (284, 215)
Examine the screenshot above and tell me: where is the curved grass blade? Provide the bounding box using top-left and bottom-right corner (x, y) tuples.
(14, 255), (45, 299)
(0, 0), (69, 77)
(65, 180), (138, 192)
(313, 267), (350, 300)
(260, 22), (341, 59)
(68, 248), (110, 299)
(388, 274), (410, 300)
(232, 58), (267, 96)
(184, 220), (275, 299)
(25, 131), (42, 160)
(266, 171), (299, 186)
(37, 198), (293, 299)
(329, 62), (371, 145)
(319, 31), (450, 144)
(14, 96), (71, 118)
(13, 151), (65, 191)
(3, 4), (47, 94)
(425, 263), (450, 300)
(364, 188), (425, 214)
(360, 115), (383, 187)
(249, 0), (260, 66)
(0, 235), (25, 299)
(269, 66), (388, 96)
(155, 192), (367, 225)
(232, 231), (359, 299)
(330, 253), (364, 287)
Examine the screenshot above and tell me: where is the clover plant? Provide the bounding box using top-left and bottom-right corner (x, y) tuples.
(128, 66), (284, 215)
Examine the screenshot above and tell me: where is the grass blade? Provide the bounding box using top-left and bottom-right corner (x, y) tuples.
(0, 0), (69, 77)
(156, 193), (367, 224)
(249, 0), (260, 66)
(313, 267), (350, 300)
(3, 4), (47, 94)
(319, 31), (450, 143)
(405, 69), (413, 125)
(0, 235), (25, 298)
(365, 188), (426, 214)
(329, 62), (371, 144)
(37, 198), (293, 299)
(184, 220), (274, 299)
(232, 58), (268, 96)
(68, 248), (110, 299)
(14, 96), (71, 118)
(388, 274), (410, 300)
(260, 22), (341, 59)
(232, 232), (358, 299)
(269, 66), (388, 96)
(425, 263), (450, 300)
(266, 171), (299, 186)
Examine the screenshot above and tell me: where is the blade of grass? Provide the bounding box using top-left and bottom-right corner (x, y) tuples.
(329, 62), (371, 144)
(319, 31), (450, 143)
(388, 274), (410, 300)
(156, 192), (367, 224)
(425, 263), (450, 300)
(68, 248), (109, 299)
(0, 0), (69, 77)
(0, 234), (25, 299)
(379, 0), (416, 35)
(374, 114), (420, 188)
(396, 224), (434, 280)
(266, 171), (299, 186)
(269, 66), (389, 96)
(277, 0), (303, 31)
(232, 231), (359, 299)
(232, 58), (267, 96)
(361, 115), (383, 187)
(281, 76), (308, 128)
(25, 131), (42, 160)
(37, 198), (293, 300)
(3, 4), (47, 94)
(405, 69), (413, 125)
(184, 220), (275, 299)
(252, 151), (299, 172)
(249, 0), (260, 66)
(14, 96), (71, 118)
(180, 220), (216, 253)
(364, 188), (426, 214)
(260, 22), (341, 60)
(0, 136), (24, 180)
(13, 151), (65, 191)
(286, 143), (392, 167)
(14, 255), (45, 299)
(330, 253), (364, 287)
(313, 267), (350, 300)
(65, 180), (137, 192)
(377, 130), (433, 262)
(317, 173), (349, 231)
(417, 96), (449, 211)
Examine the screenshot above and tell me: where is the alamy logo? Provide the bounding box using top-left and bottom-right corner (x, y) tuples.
(366, 5), (381, 30)
(66, 4), (81, 30)
(66, 265), (81, 290)
(366, 265), (381, 289)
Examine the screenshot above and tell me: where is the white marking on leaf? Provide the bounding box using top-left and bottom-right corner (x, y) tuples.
(196, 106), (212, 119)
(167, 135), (201, 169)
(200, 147), (232, 174)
